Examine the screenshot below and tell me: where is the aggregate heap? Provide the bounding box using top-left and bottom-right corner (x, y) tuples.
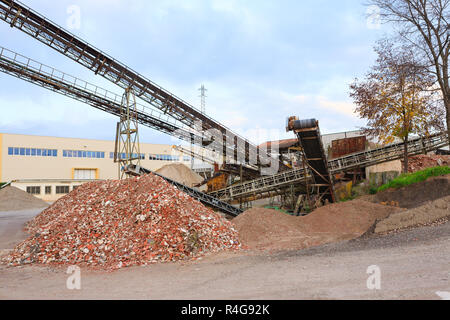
(406, 154), (450, 172)
(2, 174), (240, 270)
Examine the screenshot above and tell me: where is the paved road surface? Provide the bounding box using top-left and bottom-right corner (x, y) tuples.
(0, 208), (449, 299)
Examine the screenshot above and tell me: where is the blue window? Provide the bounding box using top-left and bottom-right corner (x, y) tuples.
(63, 150), (67, 157)
(8, 147), (13, 155)
(36, 149), (41, 156)
(31, 148), (36, 156)
(53, 149), (57, 157)
(96, 152), (101, 158)
(25, 148), (31, 156)
(77, 151), (82, 158)
(19, 148), (25, 155)
(101, 152), (105, 159)
(82, 151), (87, 158)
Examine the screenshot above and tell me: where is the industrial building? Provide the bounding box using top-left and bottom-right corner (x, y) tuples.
(0, 132), (214, 201)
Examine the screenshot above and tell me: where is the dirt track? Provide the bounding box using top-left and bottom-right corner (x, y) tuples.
(0, 208), (449, 300)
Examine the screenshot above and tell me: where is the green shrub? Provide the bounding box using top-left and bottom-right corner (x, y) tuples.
(377, 166), (450, 192)
(369, 186), (378, 195)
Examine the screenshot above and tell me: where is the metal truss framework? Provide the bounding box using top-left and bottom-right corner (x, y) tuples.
(209, 132), (449, 202)
(115, 88), (141, 179)
(125, 164), (243, 217)
(0, 45), (204, 144)
(0, 0), (284, 169)
(290, 120), (336, 204)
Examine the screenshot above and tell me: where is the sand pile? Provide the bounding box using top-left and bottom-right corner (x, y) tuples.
(156, 163), (203, 187)
(233, 200), (404, 251)
(372, 174), (450, 209)
(375, 195), (450, 234)
(0, 186), (49, 211)
(406, 154), (450, 172)
(2, 174), (240, 270)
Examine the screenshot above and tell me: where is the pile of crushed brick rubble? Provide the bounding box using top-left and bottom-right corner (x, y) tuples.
(2, 174), (240, 270)
(406, 154), (450, 172)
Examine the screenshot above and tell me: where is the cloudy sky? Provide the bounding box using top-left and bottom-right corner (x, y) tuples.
(0, 0), (388, 145)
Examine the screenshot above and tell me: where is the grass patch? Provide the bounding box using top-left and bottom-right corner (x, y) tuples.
(377, 166), (450, 192)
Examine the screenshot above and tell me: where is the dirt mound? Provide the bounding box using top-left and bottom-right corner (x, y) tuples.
(0, 186), (48, 211)
(406, 154), (450, 172)
(372, 174), (450, 209)
(232, 208), (303, 250)
(233, 200), (404, 251)
(375, 195), (450, 234)
(2, 174), (240, 270)
(156, 163), (203, 187)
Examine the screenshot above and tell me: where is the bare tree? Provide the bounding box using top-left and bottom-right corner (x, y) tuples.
(368, 0), (450, 144)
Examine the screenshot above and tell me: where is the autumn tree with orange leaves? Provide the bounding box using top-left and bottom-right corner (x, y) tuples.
(350, 40), (444, 173)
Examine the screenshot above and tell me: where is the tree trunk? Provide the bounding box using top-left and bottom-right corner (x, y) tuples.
(403, 135), (409, 174)
(446, 97), (450, 148)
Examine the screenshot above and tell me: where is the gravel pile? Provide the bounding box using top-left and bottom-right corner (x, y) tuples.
(406, 154), (450, 172)
(375, 195), (450, 234)
(0, 186), (48, 212)
(156, 163), (203, 188)
(233, 200), (404, 251)
(2, 174), (240, 270)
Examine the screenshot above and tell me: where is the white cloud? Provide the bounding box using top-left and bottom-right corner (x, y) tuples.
(316, 96), (358, 117)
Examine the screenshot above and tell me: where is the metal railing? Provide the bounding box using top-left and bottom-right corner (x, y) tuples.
(209, 132), (449, 201)
(0, 0), (281, 168)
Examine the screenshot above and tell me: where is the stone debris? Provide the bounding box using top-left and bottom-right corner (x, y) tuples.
(406, 154), (450, 172)
(1, 174), (240, 270)
(0, 186), (49, 211)
(233, 200), (404, 251)
(156, 163), (203, 188)
(374, 195), (450, 234)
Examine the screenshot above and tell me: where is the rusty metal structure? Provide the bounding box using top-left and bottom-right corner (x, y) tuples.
(286, 117), (336, 204)
(125, 164), (243, 217)
(114, 88), (141, 179)
(209, 131), (448, 206)
(0, 0), (449, 216)
(331, 136), (367, 159)
(0, 0), (286, 171)
(0, 46), (204, 146)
